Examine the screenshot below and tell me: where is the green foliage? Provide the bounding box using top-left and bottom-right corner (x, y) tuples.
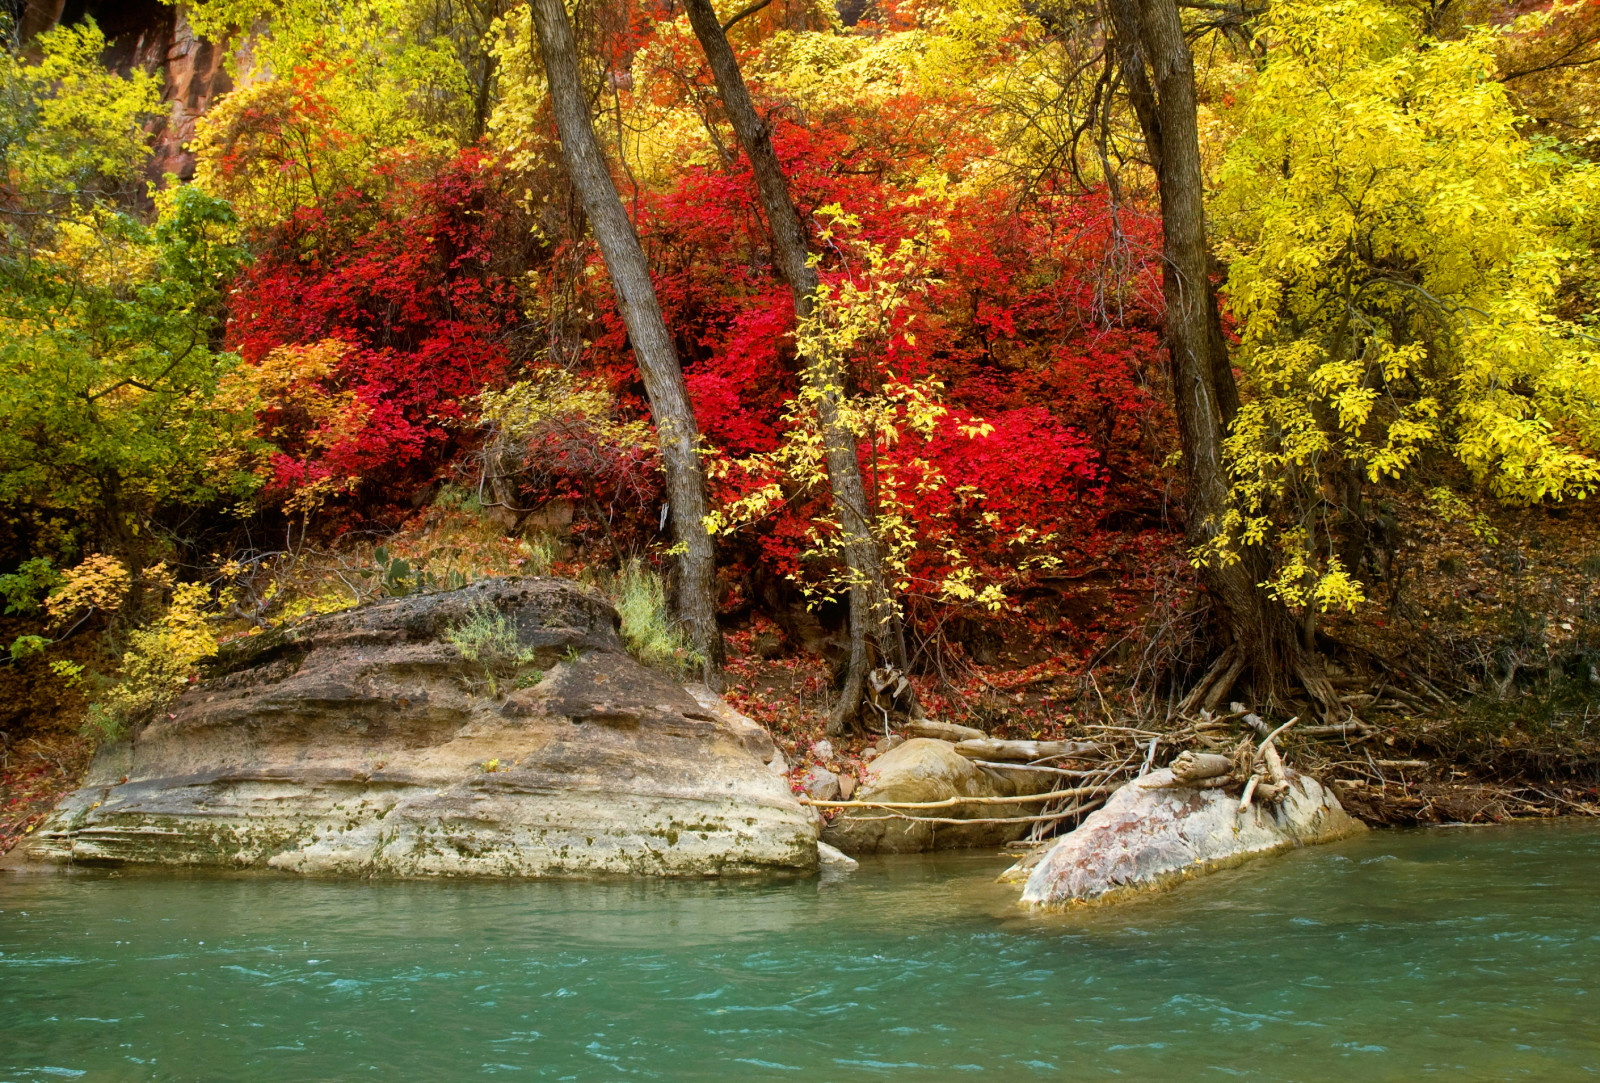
(444, 602), (539, 697)
(0, 557), (60, 615)
(611, 559), (702, 676)
(8, 633), (48, 660)
(183, 0), (494, 230)
(0, 184), (258, 539)
(1210, 0), (1600, 612)
(0, 20), (160, 211)
(1, 23), (259, 552)
(362, 545), (469, 596)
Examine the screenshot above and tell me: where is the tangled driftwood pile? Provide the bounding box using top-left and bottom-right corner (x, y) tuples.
(799, 705), (1372, 855)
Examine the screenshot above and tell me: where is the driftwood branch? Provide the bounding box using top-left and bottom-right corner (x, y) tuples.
(803, 785), (1112, 810)
(837, 800), (1106, 826)
(1236, 774), (1261, 819)
(967, 760), (1105, 778)
(953, 738), (1104, 762)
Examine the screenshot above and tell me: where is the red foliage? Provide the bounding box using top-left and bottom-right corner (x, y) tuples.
(563, 97), (1175, 597)
(228, 150), (536, 516)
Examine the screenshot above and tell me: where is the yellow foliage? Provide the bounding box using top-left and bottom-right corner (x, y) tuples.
(1209, 0), (1600, 610)
(45, 555), (132, 625)
(86, 582), (217, 739)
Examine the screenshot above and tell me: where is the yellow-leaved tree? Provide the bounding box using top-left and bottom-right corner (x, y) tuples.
(1212, 0), (1600, 616)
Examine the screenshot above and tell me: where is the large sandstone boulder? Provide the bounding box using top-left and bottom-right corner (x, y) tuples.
(821, 737), (1058, 854)
(1019, 767), (1365, 908)
(16, 578), (816, 878)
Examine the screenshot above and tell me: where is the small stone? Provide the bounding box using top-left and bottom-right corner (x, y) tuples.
(865, 734), (905, 761)
(817, 841), (858, 871)
(766, 751), (790, 775)
(838, 774), (857, 800)
(812, 739), (835, 762)
(797, 766), (841, 802)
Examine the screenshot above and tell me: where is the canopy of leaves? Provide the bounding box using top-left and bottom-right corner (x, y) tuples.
(1212, 0), (1600, 610)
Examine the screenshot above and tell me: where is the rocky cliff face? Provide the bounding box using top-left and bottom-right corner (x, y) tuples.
(17, 579), (817, 878)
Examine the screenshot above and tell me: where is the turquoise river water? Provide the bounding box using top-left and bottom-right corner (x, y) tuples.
(2, 821), (1598, 1081)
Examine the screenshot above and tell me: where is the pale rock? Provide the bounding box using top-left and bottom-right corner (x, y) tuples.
(14, 579), (816, 879)
(811, 739), (835, 762)
(1019, 767), (1365, 908)
(822, 738), (1056, 854)
(797, 766), (842, 802)
(817, 841), (859, 871)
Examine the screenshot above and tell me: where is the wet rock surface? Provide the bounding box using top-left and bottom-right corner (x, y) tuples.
(13, 579), (815, 879)
(1019, 767), (1365, 908)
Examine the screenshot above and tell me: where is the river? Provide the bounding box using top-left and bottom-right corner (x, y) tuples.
(2, 821), (1597, 1080)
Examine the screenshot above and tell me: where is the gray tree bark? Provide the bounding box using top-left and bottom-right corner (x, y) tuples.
(528, 0), (725, 687)
(1105, 0), (1337, 715)
(681, 0), (911, 733)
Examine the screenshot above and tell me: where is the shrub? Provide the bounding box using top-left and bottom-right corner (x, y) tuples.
(612, 560), (701, 677)
(84, 580), (217, 740)
(444, 603), (539, 697)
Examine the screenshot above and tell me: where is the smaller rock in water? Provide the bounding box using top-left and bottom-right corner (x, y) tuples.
(1019, 767), (1365, 908)
(817, 841), (859, 871)
(798, 766), (842, 802)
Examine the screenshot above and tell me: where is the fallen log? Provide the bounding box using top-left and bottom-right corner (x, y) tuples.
(802, 785), (1111, 810)
(1170, 751), (1233, 783)
(953, 738), (1103, 762)
(967, 760), (1105, 778)
(832, 801), (1106, 827)
(904, 719), (988, 743)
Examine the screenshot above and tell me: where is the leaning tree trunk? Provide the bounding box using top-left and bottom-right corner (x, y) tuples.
(1105, 0), (1337, 716)
(529, 0), (725, 687)
(682, 0), (911, 733)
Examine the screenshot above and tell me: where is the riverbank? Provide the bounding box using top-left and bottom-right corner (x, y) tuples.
(6, 666), (1598, 866)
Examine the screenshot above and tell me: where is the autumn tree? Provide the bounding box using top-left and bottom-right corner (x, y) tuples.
(1212, 0), (1600, 623)
(526, 0), (725, 686)
(680, 0), (913, 732)
(1096, 0), (1343, 714)
(0, 21), (255, 562)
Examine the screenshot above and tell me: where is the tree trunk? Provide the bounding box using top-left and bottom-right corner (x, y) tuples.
(528, 0), (725, 687)
(1105, 0), (1336, 716)
(681, 0), (910, 733)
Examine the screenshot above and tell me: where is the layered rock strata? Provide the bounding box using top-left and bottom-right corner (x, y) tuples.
(17, 579), (816, 878)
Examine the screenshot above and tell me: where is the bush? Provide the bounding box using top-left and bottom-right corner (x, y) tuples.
(611, 560), (701, 677)
(444, 603), (539, 697)
(84, 579), (216, 740)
